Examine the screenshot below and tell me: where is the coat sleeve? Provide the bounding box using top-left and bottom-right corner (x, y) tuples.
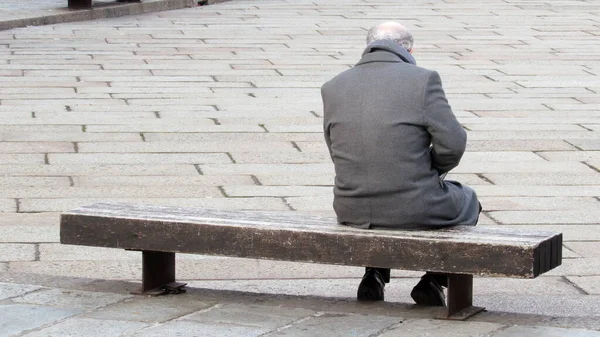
(321, 85), (334, 162)
(423, 71), (467, 174)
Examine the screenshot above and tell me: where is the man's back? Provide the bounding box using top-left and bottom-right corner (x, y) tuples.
(322, 40), (477, 228)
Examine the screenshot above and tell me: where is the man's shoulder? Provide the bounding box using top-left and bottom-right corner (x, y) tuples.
(321, 67), (355, 91)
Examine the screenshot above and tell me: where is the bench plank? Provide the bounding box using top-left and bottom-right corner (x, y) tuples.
(60, 202), (562, 278)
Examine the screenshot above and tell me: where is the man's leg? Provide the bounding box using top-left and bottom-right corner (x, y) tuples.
(411, 202), (482, 306)
(357, 267), (390, 301)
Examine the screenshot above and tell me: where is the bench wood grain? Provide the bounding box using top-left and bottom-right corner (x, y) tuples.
(60, 202), (563, 319)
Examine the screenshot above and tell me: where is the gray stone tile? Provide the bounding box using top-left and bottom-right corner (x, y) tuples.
(0, 142), (74, 153)
(23, 318), (148, 337)
(252, 174), (334, 186)
(84, 296), (216, 323)
(230, 152), (331, 164)
(48, 153), (231, 165)
(72, 175), (255, 187)
(78, 141), (297, 153)
(185, 303), (315, 329)
(476, 293), (600, 317)
(0, 304), (81, 337)
(379, 319), (503, 337)
(564, 243), (600, 258)
(129, 321), (267, 337)
(0, 199), (16, 212)
(467, 140), (578, 151)
(223, 186), (331, 197)
(0, 243), (36, 262)
(0, 164), (200, 176)
(496, 225), (600, 242)
(0, 154), (45, 164)
(565, 276), (600, 295)
(0, 282), (42, 301)
(13, 288), (131, 310)
(483, 173), (600, 186)
(267, 312), (399, 337)
(18, 196), (288, 213)
(39, 244), (140, 261)
(0, 186), (222, 199)
(0, 226), (59, 243)
(493, 326), (600, 337)
(0, 177), (71, 187)
(478, 197), (599, 211)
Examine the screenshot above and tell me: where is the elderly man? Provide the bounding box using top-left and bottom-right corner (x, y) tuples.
(321, 22), (481, 306)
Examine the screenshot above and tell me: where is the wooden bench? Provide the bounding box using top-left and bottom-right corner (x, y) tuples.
(60, 202), (562, 320)
(68, 0), (140, 9)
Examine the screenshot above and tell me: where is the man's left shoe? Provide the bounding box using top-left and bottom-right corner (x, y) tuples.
(410, 274), (446, 306)
(357, 268), (385, 301)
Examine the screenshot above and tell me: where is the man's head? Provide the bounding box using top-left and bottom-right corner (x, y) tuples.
(366, 22), (414, 52)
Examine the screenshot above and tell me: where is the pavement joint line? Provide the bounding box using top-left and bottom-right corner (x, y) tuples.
(226, 153), (236, 163)
(250, 175), (263, 186)
(563, 140), (584, 151)
(560, 276), (590, 295)
(281, 197), (296, 211)
(291, 141), (302, 152)
(532, 151), (550, 161)
(476, 173), (495, 185)
(193, 164), (204, 175)
(578, 124), (594, 131)
(371, 320), (405, 337)
(258, 311), (326, 336)
(482, 211), (503, 225)
(34, 243), (41, 261)
(582, 161), (600, 173)
(217, 186), (229, 197)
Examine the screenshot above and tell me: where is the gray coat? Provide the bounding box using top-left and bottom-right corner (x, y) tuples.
(321, 40), (480, 228)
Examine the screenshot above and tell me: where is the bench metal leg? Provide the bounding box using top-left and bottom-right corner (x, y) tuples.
(68, 0), (92, 8)
(131, 251), (186, 296)
(443, 274), (485, 320)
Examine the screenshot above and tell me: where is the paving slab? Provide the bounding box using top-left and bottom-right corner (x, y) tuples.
(266, 312), (400, 337)
(12, 288), (131, 310)
(379, 319), (503, 337)
(22, 318), (149, 337)
(128, 320), (268, 337)
(0, 243), (36, 262)
(185, 303), (316, 329)
(493, 326), (600, 337)
(0, 282), (42, 301)
(83, 296), (217, 323)
(565, 276), (600, 295)
(0, 304), (81, 337)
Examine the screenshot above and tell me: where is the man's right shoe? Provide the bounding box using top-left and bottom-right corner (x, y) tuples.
(357, 268), (385, 301)
(410, 275), (446, 306)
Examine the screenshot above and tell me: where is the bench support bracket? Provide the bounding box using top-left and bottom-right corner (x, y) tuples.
(441, 274), (485, 320)
(131, 250), (186, 296)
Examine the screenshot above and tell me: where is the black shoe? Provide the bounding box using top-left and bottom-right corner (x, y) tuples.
(357, 269), (385, 301)
(410, 275), (446, 306)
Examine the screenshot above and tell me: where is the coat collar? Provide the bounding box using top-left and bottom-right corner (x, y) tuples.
(356, 40), (417, 66)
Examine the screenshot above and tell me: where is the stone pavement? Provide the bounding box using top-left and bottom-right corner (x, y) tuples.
(0, 0), (599, 335)
(0, 0), (196, 31)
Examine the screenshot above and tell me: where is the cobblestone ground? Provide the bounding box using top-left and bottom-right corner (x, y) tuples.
(0, 0), (599, 335)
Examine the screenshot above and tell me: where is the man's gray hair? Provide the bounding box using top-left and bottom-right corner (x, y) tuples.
(366, 22), (414, 51)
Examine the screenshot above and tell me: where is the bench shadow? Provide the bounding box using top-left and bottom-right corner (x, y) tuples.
(1, 272), (599, 330)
